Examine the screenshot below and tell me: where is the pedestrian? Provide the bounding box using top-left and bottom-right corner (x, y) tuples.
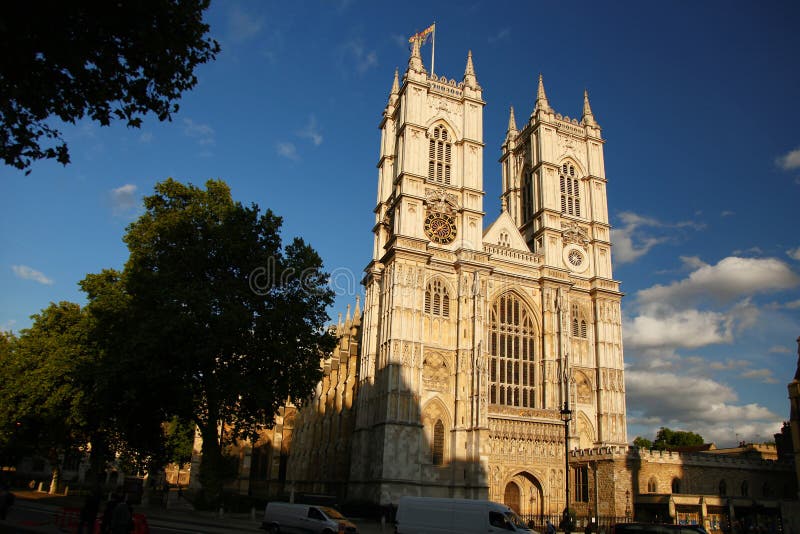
(0, 481), (15, 520)
(77, 487), (102, 534)
(101, 493), (120, 533)
(110, 495), (133, 534)
(585, 520), (594, 534)
(546, 519), (556, 534)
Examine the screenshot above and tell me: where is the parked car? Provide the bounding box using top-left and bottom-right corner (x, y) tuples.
(261, 501), (358, 534)
(395, 496), (537, 534)
(610, 523), (708, 534)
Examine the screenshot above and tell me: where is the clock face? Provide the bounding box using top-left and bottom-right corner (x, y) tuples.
(424, 212), (457, 244)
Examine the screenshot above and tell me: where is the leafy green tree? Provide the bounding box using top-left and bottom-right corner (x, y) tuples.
(113, 178), (336, 503)
(632, 428), (705, 450)
(0, 303), (94, 489)
(653, 427), (704, 449)
(0, 1), (219, 173)
(79, 269), (170, 477)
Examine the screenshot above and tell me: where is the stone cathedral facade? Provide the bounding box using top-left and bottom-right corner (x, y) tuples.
(286, 39), (627, 515)
(191, 41), (798, 526)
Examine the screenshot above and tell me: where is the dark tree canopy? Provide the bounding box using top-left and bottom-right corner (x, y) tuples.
(111, 178), (336, 502)
(0, 1), (219, 173)
(633, 427), (705, 450)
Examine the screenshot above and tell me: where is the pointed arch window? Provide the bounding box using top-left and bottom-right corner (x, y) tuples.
(672, 478), (681, 494)
(429, 125), (452, 185)
(647, 477), (658, 493)
(425, 279), (450, 317)
(560, 162), (581, 217)
(571, 304), (588, 339)
(489, 293), (538, 408)
(432, 419), (444, 465)
(718, 480), (727, 496)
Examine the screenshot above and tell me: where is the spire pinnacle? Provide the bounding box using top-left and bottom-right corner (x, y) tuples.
(354, 295), (362, 325)
(582, 89), (597, 126)
(508, 106), (518, 133)
(345, 303), (351, 324)
(534, 73), (551, 114)
(391, 68), (400, 95)
(408, 36), (425, 74)
(463, 50), (478, 89)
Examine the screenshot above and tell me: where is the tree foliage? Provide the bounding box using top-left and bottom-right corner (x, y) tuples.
(108, 178), (336, 502)
(0, 1), (219, 173)
(633, 427), (704, 450)
(0, 303), (95, 480)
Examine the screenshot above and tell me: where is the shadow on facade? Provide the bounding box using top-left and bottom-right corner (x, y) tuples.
(238, 303), (488, 516)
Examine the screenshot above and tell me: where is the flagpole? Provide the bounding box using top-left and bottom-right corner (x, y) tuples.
(431, 23), (436, 75)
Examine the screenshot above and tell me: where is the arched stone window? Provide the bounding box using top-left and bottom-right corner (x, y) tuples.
(740, 480), (749, 497)
(424, 279), (450, 318)
(560, 162), (581, 217)
(489, 293), (538, 408)
(671, 478), (681, 494)
(718, 480), (727, 496)
(428, 125), (452, 185)
(647, 477), (658, 493)
(432, 419), (444, 465)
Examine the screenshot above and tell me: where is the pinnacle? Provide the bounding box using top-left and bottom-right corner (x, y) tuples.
(463, 50), (478, 90)
(534, 73), (551, 114)
(582, 89), (597, 126)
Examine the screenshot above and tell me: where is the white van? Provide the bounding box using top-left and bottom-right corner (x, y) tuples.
(261, 502), (358, 534)
(395, 496), (537, 534)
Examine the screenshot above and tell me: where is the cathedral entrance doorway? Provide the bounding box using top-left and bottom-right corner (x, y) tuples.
(504, 481), (521, 512)
(505, 472), (543, 516)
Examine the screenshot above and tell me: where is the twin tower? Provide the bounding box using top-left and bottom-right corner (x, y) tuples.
(294, 39), (627, 515)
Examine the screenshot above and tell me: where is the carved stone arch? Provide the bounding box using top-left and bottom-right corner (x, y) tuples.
(426, 117), (462, 143)
(558, 156), (586, 178)
(575, 410), (596, 450)
(574, 370), (593, 405)
(421, 397), (452, 465)
(503, 471), (544, 516)
(422, 350), (450, 392)
(423, 274), (456, 297)
(487, 288), (542, 329)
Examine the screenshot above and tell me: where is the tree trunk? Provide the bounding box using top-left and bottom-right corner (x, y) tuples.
(198, 419), (224, 506)
(50, 465), (61, 494)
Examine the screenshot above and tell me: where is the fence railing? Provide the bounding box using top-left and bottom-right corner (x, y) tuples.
(519, 514), (633, 533)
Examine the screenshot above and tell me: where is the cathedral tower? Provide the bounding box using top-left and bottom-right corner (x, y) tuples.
(349, 42), (626, 514)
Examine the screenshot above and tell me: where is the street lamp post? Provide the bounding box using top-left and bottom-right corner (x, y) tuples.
(560, 402), (573, 534)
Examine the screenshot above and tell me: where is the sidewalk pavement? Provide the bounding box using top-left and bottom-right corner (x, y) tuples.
(0, 490), (391, 534)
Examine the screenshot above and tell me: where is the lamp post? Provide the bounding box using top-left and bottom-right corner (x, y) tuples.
(560, 402), (573, 534)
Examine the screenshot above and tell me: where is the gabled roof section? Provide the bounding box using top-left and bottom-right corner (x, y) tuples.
(483, 211), (529, 252)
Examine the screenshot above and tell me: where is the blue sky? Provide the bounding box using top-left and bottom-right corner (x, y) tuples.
(2, 1), (799, 447)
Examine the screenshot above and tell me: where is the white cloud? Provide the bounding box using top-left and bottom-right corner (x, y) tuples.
(488, 28), (511, 44)
(707, 359), (750, 370)
(297, 115), (323, 146)
(776, 146), (800, 171)
(720, 210), (735, 217)
(787, 247), (800, 261)
(768, 345), (791, 354)
(391, 34), (408, 49)
(139, 131), (153, 143)
(276, 142), (299, 161)
(784, 299), (800, 309)
(110, 184), (139, 216)
(624, 308), (732, 349)
(625, 370), (780, 445)
(611, 211), (703, 265)
(183, 118), (215, 145)
(342, 39), (378, 73)
(228, 6), (263, 42)
(637, 256), (799, 306)
(11, 265), (54, 285)
(740, 368), (778, 383)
